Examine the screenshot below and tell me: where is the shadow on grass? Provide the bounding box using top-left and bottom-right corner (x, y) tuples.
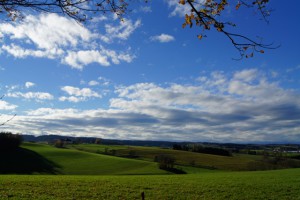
(0, 147), (61, 174)
(164, 167), (187, 174)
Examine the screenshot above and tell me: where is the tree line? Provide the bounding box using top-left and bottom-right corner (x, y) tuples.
(0, 132), (23, 150)
(173, 143), (232, 156)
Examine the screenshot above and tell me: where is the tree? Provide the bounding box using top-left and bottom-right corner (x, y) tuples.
(54, 139), (65, 148)
(94, 138), (101, 144)
(0, 0), (276, 58)
(0, 132), (23, 150)
(154, 154), (175, 169)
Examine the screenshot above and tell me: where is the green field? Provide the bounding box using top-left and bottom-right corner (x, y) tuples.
(70, 144), (264, 171)
(1, 169), (300, 199)
(0, 143), (167, 175)
(1, 142), (300, 199)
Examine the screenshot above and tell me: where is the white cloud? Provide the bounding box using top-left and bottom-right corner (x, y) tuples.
(59, 96), (85, 103)
(100, 19), (141, 43)
(2, 44), (63, 59)
(0, 13), (136, 69)
(233, 69), (258, 82)
(165, 0), (204, 17)
(63, 49), (135, 69)
(0, 14), (91, 51)
(63, 50), (110, 69)
(98, 76), (111, 86)
(150, 34), (175, 43)
(5, 85), (20, 91)
(7, 92), (53, 100)
(88, 80), (99, 86)
(0, 100), (17, 110)
(141, 6), (152, 13)
(3, 69), (300, 143)
(61, 86), (101, 97)
(90, 16), (108, 23)
(25, 82), (35, 88)
(59, 86), (101, 102)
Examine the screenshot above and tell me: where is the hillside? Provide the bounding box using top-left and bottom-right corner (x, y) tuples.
(70, 144), (261, 171)
(0, 142), (168, 175)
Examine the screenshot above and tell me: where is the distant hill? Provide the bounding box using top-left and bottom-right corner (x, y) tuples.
(22, 134), (177, 147)
(22, 134), (300, 152)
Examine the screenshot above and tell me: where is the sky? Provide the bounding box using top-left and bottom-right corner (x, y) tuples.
(0, 0), (300, 143)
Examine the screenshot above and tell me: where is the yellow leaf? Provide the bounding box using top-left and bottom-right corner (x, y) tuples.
(179, 0), (185, 5)
(197, 35), (203, 40)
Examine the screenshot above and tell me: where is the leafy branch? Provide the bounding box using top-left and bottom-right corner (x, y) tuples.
(181, 0), (279, 59)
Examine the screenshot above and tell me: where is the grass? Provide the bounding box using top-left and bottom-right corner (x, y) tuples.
(0, 147), (59, 174)
(1, 168), (300, 199)
(2, 143), (300, 199)
(6, 143), (168, 175)
(70, 144), (262, 171)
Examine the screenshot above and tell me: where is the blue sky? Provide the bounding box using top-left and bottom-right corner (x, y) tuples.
(0, 1), (300, 143)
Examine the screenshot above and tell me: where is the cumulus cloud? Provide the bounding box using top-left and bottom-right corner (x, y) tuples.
(100, 19), (141, 43)
(233, 69), (258, 82)
(63, 49), (134, 70)
(7, 92), (54, 100)
(88, 80), (99, 86)
(0, 13), (137, 69)
(0, 100), (17, 110)
(0, 13), (91, 51)
(1, 44), (62, 59)
(25, 82), (35, 88)
(59, 96), (85, 103)
(150, 34), (175, 43)
(59, 86), (101, 102)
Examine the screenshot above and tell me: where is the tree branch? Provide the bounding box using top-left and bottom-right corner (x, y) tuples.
(184, 0), (278, 59)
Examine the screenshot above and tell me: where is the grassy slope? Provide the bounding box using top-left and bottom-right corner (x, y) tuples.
(71, 144), (260, 171)
(20, 143), (167, 175)
(1, 168), (300, 199)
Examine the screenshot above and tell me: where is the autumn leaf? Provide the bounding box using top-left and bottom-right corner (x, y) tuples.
(236, 3), (241, 10)
(179, 0), (185, 5)
(197, 34), (203, 40)
(260, 50), (265, 53)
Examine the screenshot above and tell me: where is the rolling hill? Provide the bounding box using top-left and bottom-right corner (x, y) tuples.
(1, 142), (168, 175)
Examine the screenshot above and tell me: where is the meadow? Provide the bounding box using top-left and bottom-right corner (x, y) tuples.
(1, 142), (300, 199)
(3, 143), (167, 175)
(1, 169), (300, 199)
(70, 144), (271, 171)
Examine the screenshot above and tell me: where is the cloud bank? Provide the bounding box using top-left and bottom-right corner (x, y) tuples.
(3, 69), (300, 143)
